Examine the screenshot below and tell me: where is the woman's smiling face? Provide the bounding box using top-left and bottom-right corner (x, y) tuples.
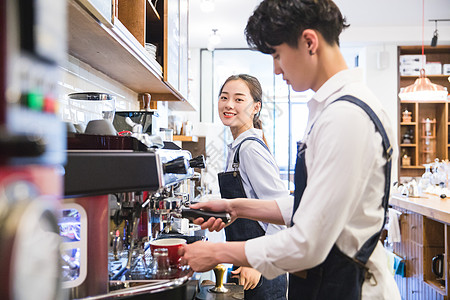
(218, 79), (260, 137)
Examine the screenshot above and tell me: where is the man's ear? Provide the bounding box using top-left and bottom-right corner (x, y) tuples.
(302, 29), (319, 55)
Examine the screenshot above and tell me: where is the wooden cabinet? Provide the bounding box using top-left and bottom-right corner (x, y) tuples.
(67, 0), (195, 110)
(398, 46), (450, 179)
(391, 207), (446, 299)
(390, 193), (450, 299)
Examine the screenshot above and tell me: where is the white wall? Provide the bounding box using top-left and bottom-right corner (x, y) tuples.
(58, 55), (169, 132)
(357, 45), (399, 180)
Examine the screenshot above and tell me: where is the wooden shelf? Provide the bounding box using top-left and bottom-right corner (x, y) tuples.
(401, 100), (448, 104)
(67, 0), (196, 111)
(173, 135), (198, 142)
(424, 280), (447, 296)
(400, 165), (424, 169)
(422, 217), (447, 296)
(399, 45), (450, 54)
(400, 144), (417, 147)
(401, 122), (417, 125)
(401, 75), (450, 79)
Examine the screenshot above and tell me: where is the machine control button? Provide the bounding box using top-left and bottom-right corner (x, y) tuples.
(43, 95), (57, 113)
(26, 91), (44, 111)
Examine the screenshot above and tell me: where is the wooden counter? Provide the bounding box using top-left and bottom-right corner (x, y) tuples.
(390, 193), (450, 224)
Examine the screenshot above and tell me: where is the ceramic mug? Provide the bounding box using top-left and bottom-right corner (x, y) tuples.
(149, 238), (186, 267)
(432, 254), (444, 278)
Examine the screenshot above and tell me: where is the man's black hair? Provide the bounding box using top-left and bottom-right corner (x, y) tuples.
(245, 0), (350, 54)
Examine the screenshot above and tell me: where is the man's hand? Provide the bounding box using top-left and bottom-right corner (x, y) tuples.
(179, 241), (218, 272)
(190, 200), (237, 231)
(231, 266), (261, 290)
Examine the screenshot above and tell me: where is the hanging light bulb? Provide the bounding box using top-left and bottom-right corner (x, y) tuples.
(398, 0), (448, 101)
(209, 29), (221, 45)
(207, 29), (221, 51)
(399, 69), (447, 101)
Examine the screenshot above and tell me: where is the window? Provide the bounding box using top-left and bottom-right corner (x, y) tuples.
(201, 49), (312, 189)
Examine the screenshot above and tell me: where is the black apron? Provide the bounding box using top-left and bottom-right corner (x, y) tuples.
(289, 95), (393, 300)
(218, 136), (287, 300)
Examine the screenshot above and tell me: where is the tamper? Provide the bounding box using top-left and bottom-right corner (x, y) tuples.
(209, 264), (229, 293)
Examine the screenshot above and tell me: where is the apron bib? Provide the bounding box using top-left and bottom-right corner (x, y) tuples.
(218, 137), (287, 300)
(289, 95), (393, 300)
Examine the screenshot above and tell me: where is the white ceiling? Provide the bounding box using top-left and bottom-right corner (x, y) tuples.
(189, 0), (450, 49)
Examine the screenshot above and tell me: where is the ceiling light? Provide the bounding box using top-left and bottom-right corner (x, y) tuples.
(399, 69), (447, 101)
(431, 20), (438, 47)
(207, 29), (221, 51)
(429, 19), (450, 47)
(200, 0), (215, 13)
(209, 29), (221, 45)
(399, 1), (448, 101)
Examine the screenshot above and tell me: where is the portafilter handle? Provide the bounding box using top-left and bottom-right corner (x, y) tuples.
(189, 155), (206, 169)
(180, 207), (231, 225)
(163, 156), (189, 174)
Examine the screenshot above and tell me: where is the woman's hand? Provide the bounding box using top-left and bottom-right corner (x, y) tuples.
(190, 200), (237, 231)
(179, 241), (219, 272)
(231, 266), (261, 290)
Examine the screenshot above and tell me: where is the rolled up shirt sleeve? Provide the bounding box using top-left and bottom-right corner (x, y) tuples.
(275, 195), (294, 226)
(245, 229), (296, 278)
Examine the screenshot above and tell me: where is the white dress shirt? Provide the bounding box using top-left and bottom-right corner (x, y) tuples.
(225, 128), (291, 235)
(245, 68), (400, 299)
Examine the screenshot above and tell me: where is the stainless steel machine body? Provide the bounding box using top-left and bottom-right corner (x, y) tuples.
(61, 135), (227, 299)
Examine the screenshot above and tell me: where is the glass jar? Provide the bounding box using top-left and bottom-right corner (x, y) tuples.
(67, 92), (116, 125)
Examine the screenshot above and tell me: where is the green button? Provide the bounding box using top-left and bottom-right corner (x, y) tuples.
(27, 91), (44, 111)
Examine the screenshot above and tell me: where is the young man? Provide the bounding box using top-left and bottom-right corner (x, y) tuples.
(180, 1), (400, 299)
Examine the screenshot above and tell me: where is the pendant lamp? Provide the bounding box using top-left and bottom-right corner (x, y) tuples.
(398, 0), (448, 101)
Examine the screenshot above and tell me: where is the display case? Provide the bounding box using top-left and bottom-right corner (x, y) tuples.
(398, 46), (450, 179)
(67, 0), (195, 111)
(390, 195), (449, 300)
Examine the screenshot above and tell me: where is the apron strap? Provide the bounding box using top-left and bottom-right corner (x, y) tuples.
(232, 137), (270, 168)
(332, 95), (392, 264)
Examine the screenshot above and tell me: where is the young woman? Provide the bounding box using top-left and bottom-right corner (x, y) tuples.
(181, 1), (401, 299)
(217, 74), (289, 299)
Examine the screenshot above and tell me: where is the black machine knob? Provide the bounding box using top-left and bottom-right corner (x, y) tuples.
(189, 155), (206, 169)
(163, 156), (189, 174)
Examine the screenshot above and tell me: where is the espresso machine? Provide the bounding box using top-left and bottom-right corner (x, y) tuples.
(61, 132), (230, 300)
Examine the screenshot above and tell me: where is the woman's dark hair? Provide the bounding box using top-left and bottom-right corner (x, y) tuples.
(245, 0), (350, 54)
(219, 74), (263, 129)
